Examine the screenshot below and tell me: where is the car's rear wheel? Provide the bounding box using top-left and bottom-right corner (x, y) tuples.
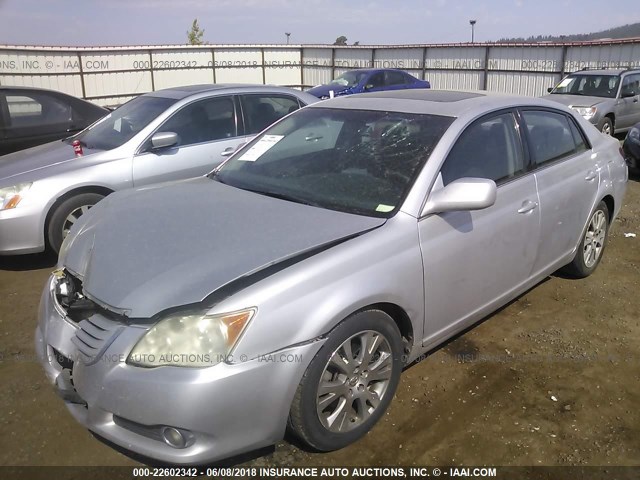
(561, 201), (609, 278)
(288, 310), (403, 451)
(597, 117), (613, 136)
(47, 193), (105, 254)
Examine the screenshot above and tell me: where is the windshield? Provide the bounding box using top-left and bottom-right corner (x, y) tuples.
(211, 107), (453, 217)
(551, 74), (620, 98)
(330, 71), (368, 87)
(69, 95), (177, 150)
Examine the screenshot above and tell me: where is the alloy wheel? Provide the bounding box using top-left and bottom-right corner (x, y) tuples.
(316, 330), (393, 433)
(583, 210), (606, 268)
(62, 205), (91, 239)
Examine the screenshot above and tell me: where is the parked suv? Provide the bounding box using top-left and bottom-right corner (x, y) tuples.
(543, 68), (640, 135)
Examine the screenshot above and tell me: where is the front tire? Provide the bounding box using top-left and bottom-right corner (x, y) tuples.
(597, 117), (613, 136)
(561, 201), (609, 278)
(288, 310), (403, 452)
(47, 193), (105, 254)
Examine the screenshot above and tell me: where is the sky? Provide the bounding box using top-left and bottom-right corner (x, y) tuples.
(0, 0), (639, 46)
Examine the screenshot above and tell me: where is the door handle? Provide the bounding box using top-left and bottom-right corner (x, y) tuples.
(517, 200), (538, 214)
(585, 171), (597, 181)
(220, 147), (235, 157)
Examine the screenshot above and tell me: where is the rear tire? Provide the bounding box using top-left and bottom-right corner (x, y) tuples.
(288, 310), (403, 452)
(561, 201), (609, 278)
(47, 193), (105, 254)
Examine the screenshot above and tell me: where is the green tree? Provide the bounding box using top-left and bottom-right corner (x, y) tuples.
(333, 35), (348, 46)
(187, 19), (205, 45)
(353, 41), (360, 46)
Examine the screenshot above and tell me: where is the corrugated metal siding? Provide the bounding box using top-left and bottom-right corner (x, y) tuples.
(486, 71), (559, 97)
(334, 49), (373, 68)
(488, 46), (562, 72)
(153, 68), (213, 90)
(565, 43), (640, 71)
(264, 67), (301, 86)
(83, 71), (152, 98)
(1, 41), (639, 104)
(302, 67), (331, 88)
(214, 67), (263, 84)
(374, 48), (424, 70)
(425, 47), (485, 70)
(426, 70), (483, 91)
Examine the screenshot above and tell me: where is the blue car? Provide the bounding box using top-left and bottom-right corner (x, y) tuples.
(307, 68), (431, 99)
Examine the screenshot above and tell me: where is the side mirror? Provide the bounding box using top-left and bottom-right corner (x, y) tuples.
(421, 177), (497, 217)
(621, 90), (637, 98)
(364, 84), (374, 90)
(547, 87), (554, 93)
(151, 132), (179, 150)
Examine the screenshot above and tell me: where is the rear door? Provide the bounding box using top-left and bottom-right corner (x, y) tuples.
(420, 111), (541, 342)
(520, 109), (601, 276)
(132, 95), (242, 186)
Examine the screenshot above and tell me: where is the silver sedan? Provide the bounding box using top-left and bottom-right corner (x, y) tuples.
(0, 84), (317, 254)
(36, 89), (627, 464)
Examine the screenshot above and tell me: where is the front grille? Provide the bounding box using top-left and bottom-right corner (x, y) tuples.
(71, 314), (124, 365)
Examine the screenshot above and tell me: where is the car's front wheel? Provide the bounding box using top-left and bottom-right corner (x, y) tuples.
(288, 309), (403, 451)
(47, 193), (105, 254)
(597, 117), (614, 136)
(561, 200), (610, 278)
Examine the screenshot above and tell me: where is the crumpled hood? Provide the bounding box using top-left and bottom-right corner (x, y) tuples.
(542, 94), (608, 108)
(63, 177), (385, 318)
(307, 83), (352, 98)
(0, 139), (102, 183)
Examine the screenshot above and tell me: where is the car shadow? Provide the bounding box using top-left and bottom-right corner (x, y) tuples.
(0, 251), (57, 271)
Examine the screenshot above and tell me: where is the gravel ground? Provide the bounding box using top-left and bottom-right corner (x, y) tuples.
(1, 178), (639, 467)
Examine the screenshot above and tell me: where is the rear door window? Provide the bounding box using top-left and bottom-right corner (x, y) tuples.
(521, 110), (578, 166)
(6, 93), (71, 127)
(240, 94), (301, 135)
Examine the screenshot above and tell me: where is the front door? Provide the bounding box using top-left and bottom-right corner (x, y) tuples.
(419, 111), (541, 343)
(132, 95), (244, 186)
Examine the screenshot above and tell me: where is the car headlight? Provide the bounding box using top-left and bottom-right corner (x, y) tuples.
(0, 183), (32, 210)
(127, 308), (256, 368)
(572, 106), (597, 120)
(629, 127), (640, 141)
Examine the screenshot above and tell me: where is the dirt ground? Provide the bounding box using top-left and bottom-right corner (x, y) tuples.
(1, 178), (639, 468)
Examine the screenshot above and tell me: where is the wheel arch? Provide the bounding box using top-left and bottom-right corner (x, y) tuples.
(337, 302), (415, 362)
(602, 194), (615, 221)
(44, 185), (114, 248)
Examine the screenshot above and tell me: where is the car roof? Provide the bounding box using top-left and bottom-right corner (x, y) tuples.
(309, 89), (567, 117)
(145, 83), (307, 100)
(568, 69), (640, 76)
(339, 68), (409, 75)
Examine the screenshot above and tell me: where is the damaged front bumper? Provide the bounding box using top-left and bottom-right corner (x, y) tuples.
(36, 273), (325, 464)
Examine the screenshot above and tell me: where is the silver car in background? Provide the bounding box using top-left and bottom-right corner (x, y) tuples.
(0, 84), (317, 254)
(37, 90), (627, 464)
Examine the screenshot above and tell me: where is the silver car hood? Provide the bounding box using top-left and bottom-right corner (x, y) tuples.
(542, 94), (609, 108)
(0, 139), (102, 183)
(63, 177), (386, 318)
